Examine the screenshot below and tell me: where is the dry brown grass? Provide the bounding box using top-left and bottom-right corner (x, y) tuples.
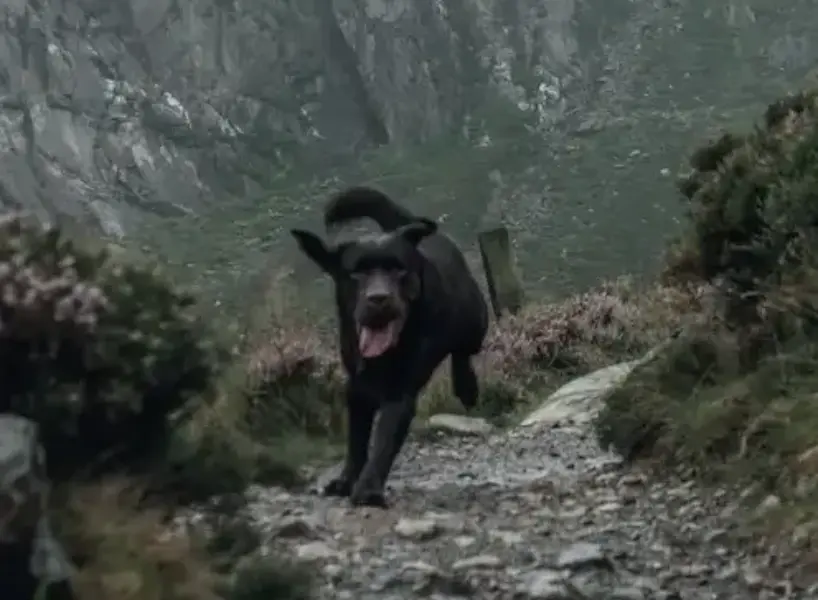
(54, 455), (315, 600)
(56, 478), (219, 600)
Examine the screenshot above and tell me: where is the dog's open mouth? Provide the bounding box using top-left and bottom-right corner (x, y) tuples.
(358, 320), (403, 358)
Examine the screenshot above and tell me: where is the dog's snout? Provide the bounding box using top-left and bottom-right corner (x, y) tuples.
(365, 291), (391, 306)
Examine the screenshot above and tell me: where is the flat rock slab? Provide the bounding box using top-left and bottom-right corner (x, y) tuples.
(426, 414), (495, 436)
(520, 340), (673, 428)
(521, 359), (641, 427)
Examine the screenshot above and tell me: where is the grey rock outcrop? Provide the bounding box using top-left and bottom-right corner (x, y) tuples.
(0, 0), (595, 234)
(521, 339), (673, 428)
(0, 414), (74, 600)
(2, 0), (814, 238)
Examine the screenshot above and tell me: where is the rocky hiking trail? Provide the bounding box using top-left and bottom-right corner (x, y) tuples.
(240, 364), (818, 600)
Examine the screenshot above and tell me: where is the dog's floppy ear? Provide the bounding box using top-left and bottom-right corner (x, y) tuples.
(290, 229), (338, 274)
(395, 218), (437, 246)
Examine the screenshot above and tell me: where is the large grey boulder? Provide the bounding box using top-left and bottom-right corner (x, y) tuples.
(521, 340), (672, 428)
(0, 414), (74, 600)
(520, 359), (645, 428)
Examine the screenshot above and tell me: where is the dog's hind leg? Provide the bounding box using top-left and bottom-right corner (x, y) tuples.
(451, 353), (479, 410)
(324, 384), (375, 498)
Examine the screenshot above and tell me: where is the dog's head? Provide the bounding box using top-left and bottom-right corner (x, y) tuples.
(290, 220), (437, 359)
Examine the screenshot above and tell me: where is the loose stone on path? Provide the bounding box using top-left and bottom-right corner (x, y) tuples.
(426, 413), (495, 436)
(394, 517), (441, 541)
(555, 542), (611, 571)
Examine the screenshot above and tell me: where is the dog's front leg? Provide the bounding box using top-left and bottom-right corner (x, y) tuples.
(324, 382), (375, 497)
(350, 343), (447, 508)
(349, 396), (416, 508)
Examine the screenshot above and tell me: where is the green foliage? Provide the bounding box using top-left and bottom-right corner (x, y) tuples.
(665, 89), (818, 326)
(597, 320), (818, 496)
(161, 422), (263, 502)
(0, 214), (223, 481)
(241, 352), (346, 440)
(598, 86), (818, 511)
(596, 323), (745, 463)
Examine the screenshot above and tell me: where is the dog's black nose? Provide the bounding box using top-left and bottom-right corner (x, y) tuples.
(366, 292), (391, 307)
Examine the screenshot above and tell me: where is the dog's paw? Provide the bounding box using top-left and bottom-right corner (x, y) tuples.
(323, 476), (353, 497)
(349, 483), (389, 509)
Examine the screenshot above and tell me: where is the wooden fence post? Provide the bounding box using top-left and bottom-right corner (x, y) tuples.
(477, 226), (524, 319)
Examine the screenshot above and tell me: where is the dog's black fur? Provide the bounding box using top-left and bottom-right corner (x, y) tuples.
(290, 186), (489, 508)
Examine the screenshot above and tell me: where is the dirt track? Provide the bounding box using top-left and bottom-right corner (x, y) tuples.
(247, 417), (816, 600)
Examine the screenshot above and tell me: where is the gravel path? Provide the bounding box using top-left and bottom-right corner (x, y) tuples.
(246, 420), (816, 600)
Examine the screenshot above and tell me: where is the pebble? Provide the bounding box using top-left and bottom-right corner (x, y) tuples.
(555, 542), (610, 570)
(426, 414), (495, 436)
(452, 554), (504, 571)
(295, 541), (338, 562)
(394, 517), (441, 541)
(519, 569), (567, 599)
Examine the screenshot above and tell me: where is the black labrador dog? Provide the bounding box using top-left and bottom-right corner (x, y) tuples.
(290, 186), (489, 507)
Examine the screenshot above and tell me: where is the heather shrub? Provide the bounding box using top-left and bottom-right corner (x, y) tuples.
(242, 323), (345, 439)
(9, 229), (320, 600)
(0, 214), (222, 481)
(485, 277), (705, 385)
(156, 271), (350, 499)
(218, 268), (344, 439)
(217, 265), (705, 436)
(597, 278), (818, 479)
(174, 324), (347, 493)
(229, 274), (707, 429)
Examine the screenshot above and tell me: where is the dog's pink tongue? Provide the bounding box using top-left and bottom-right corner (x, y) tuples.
(359, 323), (396, 358)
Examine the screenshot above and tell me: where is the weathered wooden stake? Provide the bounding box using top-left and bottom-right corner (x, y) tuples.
(477, 226), (524, 319)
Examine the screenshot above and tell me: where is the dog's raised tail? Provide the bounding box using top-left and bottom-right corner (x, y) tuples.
(324, 186), (419, 232)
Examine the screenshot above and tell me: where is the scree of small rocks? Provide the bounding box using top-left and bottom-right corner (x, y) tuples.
(238, 416), (816, 600)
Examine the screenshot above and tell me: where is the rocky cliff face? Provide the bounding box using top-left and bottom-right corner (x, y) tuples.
(0, 0), (815, 240)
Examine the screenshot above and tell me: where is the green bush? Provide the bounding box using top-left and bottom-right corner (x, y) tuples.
(0, 214), (223, 480)
(597, 87), (818, 491)
(595, 321), (745, 463)
(664, 88), (818, 333)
